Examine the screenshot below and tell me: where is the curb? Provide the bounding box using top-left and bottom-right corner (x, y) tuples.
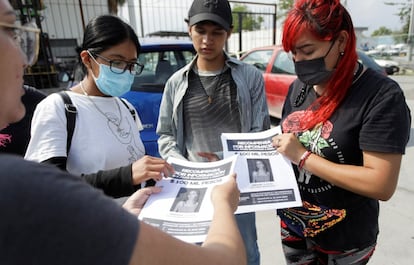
(398, 67), (414, 76)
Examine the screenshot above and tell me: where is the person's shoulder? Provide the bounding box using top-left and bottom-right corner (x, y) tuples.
(119, 97), (136, 110)
(359, 68), (403, 95)
(227, 56), (261, 74)
(30, 92), (68, 115)
(0, 153), (60, 172)
(41, 90), (88, 108)
(0, 154), (66, 187)
(22, 85), (47, 105)
(226, 55), (245, 68)
(169, 66), (188, 81)
(40, 90), (66, 103)
(164, 59), (192, 83)
(362, 68), (397, 84)
(0, 154), (104, 202)
(164, 62), (193, 90)
(0, 153), (23, 165)
(23, 85), (47, 98)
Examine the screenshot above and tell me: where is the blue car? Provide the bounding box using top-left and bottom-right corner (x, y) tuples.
(122, 38), (196, 157)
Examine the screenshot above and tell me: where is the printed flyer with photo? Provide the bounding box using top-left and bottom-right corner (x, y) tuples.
(139, 126), (302, 243)
(221, 126), (302, 213)
(138, 155), (238, 243)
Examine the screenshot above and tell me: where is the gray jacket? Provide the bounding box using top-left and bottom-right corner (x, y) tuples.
(156, 54), (270, 160)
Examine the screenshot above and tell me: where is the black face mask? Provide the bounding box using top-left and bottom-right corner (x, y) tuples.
(294, 41), (336, 86)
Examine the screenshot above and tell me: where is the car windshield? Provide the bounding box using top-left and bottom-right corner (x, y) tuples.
(271, 51), (295, 75)
(241, 48), (296, 75)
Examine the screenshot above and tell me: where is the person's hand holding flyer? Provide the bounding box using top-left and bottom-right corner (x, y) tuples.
(138, 156), (238, 243)
(221, 126), (302, 213)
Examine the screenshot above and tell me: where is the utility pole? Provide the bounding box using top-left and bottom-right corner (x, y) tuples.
(79, 0), (85, 31)
(138, 0), (145, 37)
(408, 0), (414, 61)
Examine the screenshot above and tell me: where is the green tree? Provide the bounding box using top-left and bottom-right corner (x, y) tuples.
(232, 4), (264, 32)
(278, 0), (294, 10)
(371, 26), (393, 36)
(384, 1), (411, 43)
(277, 0), (294, 20)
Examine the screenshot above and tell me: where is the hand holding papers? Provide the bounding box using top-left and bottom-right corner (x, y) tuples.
(138, 156), (238, 243)
(139, 126), (302, 243)
(221, 126), (302, 213)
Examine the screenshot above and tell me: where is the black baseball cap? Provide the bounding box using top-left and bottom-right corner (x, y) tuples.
(186, 0), (233, 31)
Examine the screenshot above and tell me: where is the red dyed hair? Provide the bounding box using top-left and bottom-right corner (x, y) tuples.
(282, 0), (357, 130)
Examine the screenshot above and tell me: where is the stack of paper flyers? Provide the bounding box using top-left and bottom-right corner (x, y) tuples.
(138, 156), (239, 243)
(139, 126), (301, 243)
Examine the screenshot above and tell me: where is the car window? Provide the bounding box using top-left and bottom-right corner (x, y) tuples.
(271, 51), (295, 75)
(182, 51), (195, 64)
(138, 52), (158, 76)
(241, 50), (273, 72)
(132, 49), (196, 92)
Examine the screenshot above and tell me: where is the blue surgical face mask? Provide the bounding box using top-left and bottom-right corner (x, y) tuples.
(89, 54), (134, 97)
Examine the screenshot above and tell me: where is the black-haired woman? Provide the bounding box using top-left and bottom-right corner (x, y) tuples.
(25, 15), (173, 197)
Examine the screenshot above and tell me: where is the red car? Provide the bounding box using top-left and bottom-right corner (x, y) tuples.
(240, 45), (296, 119)
(240, 45), (386, 119)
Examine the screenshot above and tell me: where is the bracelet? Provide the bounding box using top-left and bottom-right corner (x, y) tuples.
(298, 150), (312, 170)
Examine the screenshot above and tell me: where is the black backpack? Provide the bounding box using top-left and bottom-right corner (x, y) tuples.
(57, 91), (136, 154)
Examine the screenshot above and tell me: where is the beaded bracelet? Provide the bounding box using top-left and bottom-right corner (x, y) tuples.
(298, 150), (312, 170)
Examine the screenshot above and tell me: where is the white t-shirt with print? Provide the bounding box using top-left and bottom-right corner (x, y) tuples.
(25, 91), (145, 176)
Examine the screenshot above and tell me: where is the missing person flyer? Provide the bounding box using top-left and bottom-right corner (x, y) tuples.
(221, 126), (302, 213)
(138, 155), (238, 243)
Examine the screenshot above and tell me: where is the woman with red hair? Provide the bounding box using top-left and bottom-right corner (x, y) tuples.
(272, 0), (411, 264)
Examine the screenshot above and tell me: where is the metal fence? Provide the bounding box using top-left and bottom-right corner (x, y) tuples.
(14, 0), (277, 88)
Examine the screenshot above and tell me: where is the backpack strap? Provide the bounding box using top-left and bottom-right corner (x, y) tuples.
(57, 91), (77, 155)
(119, 98), (136, 121)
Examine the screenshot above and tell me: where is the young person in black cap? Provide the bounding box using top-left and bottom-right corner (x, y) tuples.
(157, 0), (270, 264)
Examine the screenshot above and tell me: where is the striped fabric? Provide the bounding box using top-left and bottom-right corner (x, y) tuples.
(183, 68), (241, 162)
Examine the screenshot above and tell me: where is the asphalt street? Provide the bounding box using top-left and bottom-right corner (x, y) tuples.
(257, 73), (414, 265)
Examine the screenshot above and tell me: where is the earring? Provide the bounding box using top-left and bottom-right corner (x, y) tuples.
(340, 51), (345, 56)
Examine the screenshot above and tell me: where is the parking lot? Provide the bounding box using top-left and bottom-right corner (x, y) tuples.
(257, 73), (414, 265)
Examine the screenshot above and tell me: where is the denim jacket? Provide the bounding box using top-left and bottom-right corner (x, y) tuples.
(156, 53), (270, 160)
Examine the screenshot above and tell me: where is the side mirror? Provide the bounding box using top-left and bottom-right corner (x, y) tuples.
(253, 62), (266, 71)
